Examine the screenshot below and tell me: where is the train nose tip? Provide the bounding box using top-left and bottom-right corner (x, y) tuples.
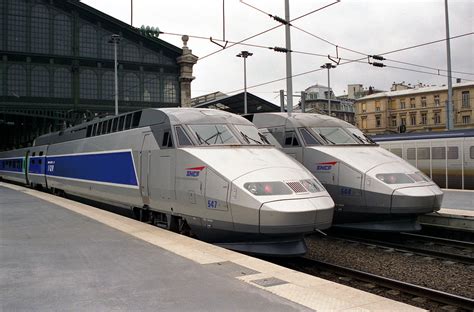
(391, 186), (443, 213)
(259, 196), (334, 234)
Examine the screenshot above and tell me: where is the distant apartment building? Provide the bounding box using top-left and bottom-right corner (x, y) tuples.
(355, 82), (474, 134)
(301, 84), (355, 124)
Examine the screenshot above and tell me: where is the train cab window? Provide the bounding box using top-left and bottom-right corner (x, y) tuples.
(284, 131), (300, 147)
(125, 114), (132, 130)
(188, 124), (239, 145)
(234, 124), (269, 145)
(118, 116), (125, 131)
(162, 131), (173, 148)
(112, 118), (118, 132)
(132, 111), (142, 128)
(86, 125), (92, 137)
(175, 126), (193, 146)
(299, 128), (320, 146)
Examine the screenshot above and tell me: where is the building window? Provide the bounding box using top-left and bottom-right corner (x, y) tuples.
(434, 95), (440, 107)
(420, 97), (426, 108)
(163, 76), (178, 103)
(400, 116), (406, 126)
(388, 99), (396, 110)
(144, 74), (160, 102)
(79, 24), (98, 58)
(462, 115), (471, 124)
(53, 68), (72, 98)
(421, 112), (427, 125)
(375, 101), (380, 112)
(361, 116), (367, 129)
(31, 4), (50, 54)
(410, 114), (416, 125)
(462, 91), (470, 108)
(80, 70), (98, 99)
(101, 33), (115, 59)
(122, 43), (140, 62)
(434, 112), (441, 124)
(375, 115), (381, 128)
(391, 116), (397, 127)
(7, 65), (27, 97)
(7, 0), (27, 52)
(400, 99), (406, 109)
(101, 71), (115, 100)
(53, 14), (72, 55)
(123, 72), (140, 101)
(31, 66), (50, 97)
(361, 102), (366, 113)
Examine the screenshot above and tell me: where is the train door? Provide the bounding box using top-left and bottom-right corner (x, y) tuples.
(140, 133), (154, 204)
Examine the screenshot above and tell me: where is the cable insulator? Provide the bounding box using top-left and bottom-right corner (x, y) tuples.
(272, 15), (289, 25)
(371, 55), (386, 61)
(372, 62), (386, 67)
(273, 47), (289, 53)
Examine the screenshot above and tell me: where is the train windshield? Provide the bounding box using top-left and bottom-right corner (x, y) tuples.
(346, 128), (377, 145)
(234, 125), (270, 145)
(188, 124), (240, 145)
(312, 127), (359, 145)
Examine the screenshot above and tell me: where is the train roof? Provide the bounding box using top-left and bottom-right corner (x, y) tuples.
(247, 112), (355, 129)
(34, 108), (253, 146)
(372, 129), (474, 142)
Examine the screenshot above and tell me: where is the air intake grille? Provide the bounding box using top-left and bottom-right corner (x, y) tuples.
(286, 181), (307, 193)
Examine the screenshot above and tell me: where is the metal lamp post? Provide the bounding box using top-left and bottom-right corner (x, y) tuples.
(236, 51), (253, 114)
(109, 34), (121, 115)
(321, 63), (336, 116)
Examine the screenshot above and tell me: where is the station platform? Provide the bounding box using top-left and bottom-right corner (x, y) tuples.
(418, 189), (474, 231)
(0, 182), (419, 311)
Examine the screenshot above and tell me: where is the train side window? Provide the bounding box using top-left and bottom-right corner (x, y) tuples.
(470, 146), (474, 159)
(432, 147), (445, 159)
(125, 114), (132, 130)
(39, 151), (43, 156)
(118, 116), (125, 131)
(175, 126), (193, 146)
(107, 120), (113, 133)
(97, 122), (102, 135)
(102, 121), (108, 134)
(132, 111), (142, 128)
(38, 158), (42, 165)
(112, 118), (118, 132)
(407, 148), (416, 160)
(284, 131), (300, 147)
(92, 123), (97, 136)
(448, 147), (458, 159)
(31, 158), (35, 164)
(162, 131), (173, 148)
(86, 125), (92, 137)
(417, 147), (430, 160)
(390, 148), (402, 157)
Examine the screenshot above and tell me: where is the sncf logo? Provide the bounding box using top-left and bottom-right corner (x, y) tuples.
(316, 161), (337, 171)
(186, 166), (205, 177)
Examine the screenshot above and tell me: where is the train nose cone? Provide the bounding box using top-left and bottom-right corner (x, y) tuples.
(259, 197), (334, 234)
(391, 186), (443, 214)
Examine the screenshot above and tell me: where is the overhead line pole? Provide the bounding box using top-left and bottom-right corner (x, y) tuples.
(444, 0), (454, 130)
(284, 0), (293, 116)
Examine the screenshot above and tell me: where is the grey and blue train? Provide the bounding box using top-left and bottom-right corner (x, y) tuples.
(0, 108), (335, 256)
(247, 112), (443, 232)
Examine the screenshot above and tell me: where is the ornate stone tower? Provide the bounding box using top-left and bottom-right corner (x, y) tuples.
(176, 35), (198, 107)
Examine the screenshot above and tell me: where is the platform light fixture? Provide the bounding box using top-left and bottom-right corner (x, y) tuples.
(236, 51), (253, 114)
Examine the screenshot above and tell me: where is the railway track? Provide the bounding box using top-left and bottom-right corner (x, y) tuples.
(283, 257), (474, 311)
(327, 231), (474, 265)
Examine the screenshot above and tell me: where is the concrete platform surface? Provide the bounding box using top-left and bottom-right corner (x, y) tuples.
(441, 189), (474, 211)
(0, 182), (421, 311)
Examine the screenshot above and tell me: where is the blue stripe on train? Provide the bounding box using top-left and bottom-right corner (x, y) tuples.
(46, 151), (138, 186)
(0, 158), (25, 173)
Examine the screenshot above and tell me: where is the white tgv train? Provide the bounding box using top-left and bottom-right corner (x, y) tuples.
(0, 108), (335, 256)
(247, 112), (443, 232)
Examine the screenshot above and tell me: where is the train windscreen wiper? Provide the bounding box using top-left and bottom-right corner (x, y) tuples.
(240, 131), (262, 145)
(318, 133), (335, 145)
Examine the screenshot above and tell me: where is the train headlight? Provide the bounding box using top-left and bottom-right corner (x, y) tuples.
(301, 179), (325, 193)
(244, 182), (293, 196)
(376, 173), (414, 184)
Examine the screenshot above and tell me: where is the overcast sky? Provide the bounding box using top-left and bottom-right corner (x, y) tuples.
(82, 0), (473, 105)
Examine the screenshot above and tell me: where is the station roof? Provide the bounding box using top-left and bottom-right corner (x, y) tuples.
(192, 92), (280, 115)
